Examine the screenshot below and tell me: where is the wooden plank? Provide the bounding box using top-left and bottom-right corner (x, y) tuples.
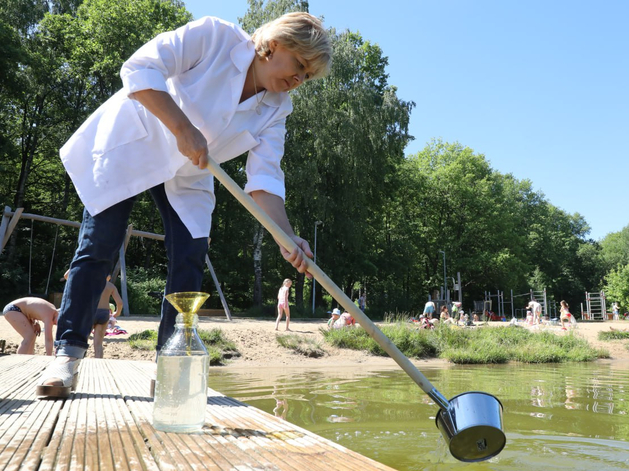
(103, 364), (159, 471)
(204, 395), (361, 471)
(87, 360), (113, 471)
(197, 309), (228, 317)
(0, 356), (395, 471)
(93, 360), (130, 471)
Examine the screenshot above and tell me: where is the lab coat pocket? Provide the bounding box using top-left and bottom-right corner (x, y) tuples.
(92, 98), (149, 157)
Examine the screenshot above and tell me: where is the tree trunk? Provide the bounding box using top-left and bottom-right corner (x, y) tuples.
(8, 95), (43, 263)
(14, 95), (43, 210)
(252, 222), (264, 306)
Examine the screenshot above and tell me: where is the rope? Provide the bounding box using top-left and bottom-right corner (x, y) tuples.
(44, 225), (60, 295)
(28, 219), (33, 294)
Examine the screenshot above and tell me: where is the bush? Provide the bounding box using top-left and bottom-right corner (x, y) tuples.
(128, 328), (240, 365)
(126, 267), (165, 315)
(321, 323), (437, 358)
(321, 323), (605, 364)
(198, 328), (240, 365)
(0, 265), (28, 306)
(128, 330), (158, 350)
(242, 304), (276, 318)
(441, 343), (510, 364)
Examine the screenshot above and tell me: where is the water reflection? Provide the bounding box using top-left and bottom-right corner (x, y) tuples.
(208, 361), (629, 470)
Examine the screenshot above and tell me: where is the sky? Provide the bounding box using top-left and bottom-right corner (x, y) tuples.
(184, 0), (628, 241)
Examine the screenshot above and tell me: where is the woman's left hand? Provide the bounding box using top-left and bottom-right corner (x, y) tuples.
(281, 235), (313, 279)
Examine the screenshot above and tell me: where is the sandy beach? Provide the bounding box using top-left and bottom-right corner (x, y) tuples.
(1, 314), (628, 367)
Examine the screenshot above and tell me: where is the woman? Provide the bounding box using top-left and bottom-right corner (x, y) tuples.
(275, 278), (292, 331)
(37, 12), (332, 398)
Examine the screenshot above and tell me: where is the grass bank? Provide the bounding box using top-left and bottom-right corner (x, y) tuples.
(128, 328), (240, 365)
(598, 330), (629, 341)
(276, 334), (326, 358)
(321, 323), (608, 364)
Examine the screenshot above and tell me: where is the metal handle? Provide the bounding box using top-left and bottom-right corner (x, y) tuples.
(205, 156), (450, 410)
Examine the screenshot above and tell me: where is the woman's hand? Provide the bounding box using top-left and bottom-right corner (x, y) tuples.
(280, 235), (313, 279)
(129, 89), (208, 168)
(174, 123), (209, 169)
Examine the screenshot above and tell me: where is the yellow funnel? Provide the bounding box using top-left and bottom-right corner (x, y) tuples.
(165, 292), (210, 314)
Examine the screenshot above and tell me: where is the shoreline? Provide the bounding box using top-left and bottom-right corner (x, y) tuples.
(1, 315), (629, 367)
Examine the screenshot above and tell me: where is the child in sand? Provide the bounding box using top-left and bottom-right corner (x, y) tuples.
(64, 270), (123, 358)
(93, 276), (123, 358)
(3, 297), (58, 355)
(559, 300), (573, 330)
(275, 279), (292, 331)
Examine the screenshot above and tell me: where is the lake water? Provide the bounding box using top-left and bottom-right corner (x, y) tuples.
(208, 361), (629, 470)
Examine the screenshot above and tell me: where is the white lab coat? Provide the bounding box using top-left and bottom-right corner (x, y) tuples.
(60, 16), (293, 238)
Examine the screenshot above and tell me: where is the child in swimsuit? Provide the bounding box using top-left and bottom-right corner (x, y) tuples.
(275, 279), (292, 331)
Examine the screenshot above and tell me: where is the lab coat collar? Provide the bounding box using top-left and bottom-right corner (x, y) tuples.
(230, 39), (284, 110)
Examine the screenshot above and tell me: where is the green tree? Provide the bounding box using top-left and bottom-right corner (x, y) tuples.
(604, 264), (629, 313)
(391, 141), (533, 306)
(600, 225), (629, 271)
(284, 31), (413, 310)
(0, 0), (192, 300)
(210, 1), (413, 312)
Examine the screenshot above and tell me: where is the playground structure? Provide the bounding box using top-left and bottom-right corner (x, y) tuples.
(477, 287), (614, 323)
(0, 206), (231, 319)
(582, 291), (606, 321)
(474, 289), (551, 322)
(426, 272), (463, 316)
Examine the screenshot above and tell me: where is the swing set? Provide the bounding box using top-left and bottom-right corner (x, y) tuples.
(1, 206), (231, 319)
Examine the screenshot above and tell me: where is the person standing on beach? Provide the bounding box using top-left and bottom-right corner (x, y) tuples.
(36, 12), (332, 398)
(93, 276), (124, 358)
(423, 300), (436, 319)
(3, 298), (58, 355)
(358, 292), (366, 311)
(528, 300), (542, 325)
(64, 269), (123, 358)
(275, 278), (292, 331)
(559, 300), (573, 330)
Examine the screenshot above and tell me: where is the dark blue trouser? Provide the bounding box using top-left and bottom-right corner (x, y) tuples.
(55, 184), (208, 358)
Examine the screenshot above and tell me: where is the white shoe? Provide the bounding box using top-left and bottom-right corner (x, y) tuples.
(36, 357), (81, 399)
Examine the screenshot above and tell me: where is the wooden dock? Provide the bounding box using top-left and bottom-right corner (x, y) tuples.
(0, 355), (395, 470)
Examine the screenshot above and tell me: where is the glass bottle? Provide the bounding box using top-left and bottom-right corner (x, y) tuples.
(153, 292), (209, 433)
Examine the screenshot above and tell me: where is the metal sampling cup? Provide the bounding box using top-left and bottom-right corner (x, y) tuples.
(436, 391), (506, 462)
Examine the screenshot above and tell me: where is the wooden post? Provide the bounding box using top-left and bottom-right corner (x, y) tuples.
(1, 207), (24, 252)
(0, 207), (11, 253)
(114, 225), (133, 317)
(119, 243), (131, 317)
(205, 254), (232, 321)
(111, 225), (133, 281)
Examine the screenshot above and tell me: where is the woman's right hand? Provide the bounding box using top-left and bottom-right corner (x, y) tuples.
(175, 123), (209, 169)
(130, 89), (209, 168)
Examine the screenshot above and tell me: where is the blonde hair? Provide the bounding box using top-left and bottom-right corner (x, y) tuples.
(252, 12), (332, 80)
(282, 278), (292, 287)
